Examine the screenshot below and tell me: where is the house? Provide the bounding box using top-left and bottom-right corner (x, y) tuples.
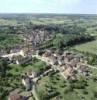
(42, 50), (52, 57)
(63, 51), (72, 57)
(53, 53), (59, 57)
(58, 59), (65, 65)
(22, 74), (33, 91)
(62, 63), (77, 80)
(64, 54), (74, 63)
(27, 70), (37, 78)
(15, 56), (32, 65)
(8, 93), (23, 100)
(0, 50), (7, 56)
(63, 64), (73, 78)
(78, 65), (90, 76)
(58, 56), (65, 65)
(72, 57), (80, 63)
(67, 74), (77, 80)
(60, 65), (66, 72)
(75, 54), (84, 63)
(10, 48), (21, 53)
(70, 59), (80, 69)
(50, 55), (58, 65)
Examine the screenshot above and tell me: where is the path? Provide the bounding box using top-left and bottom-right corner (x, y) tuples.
(32, 66), (53, 100)
(32, 85), (39, 100)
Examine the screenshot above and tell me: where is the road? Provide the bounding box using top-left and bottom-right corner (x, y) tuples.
(80, 63), (97, 69)
(1, 50), (25, 59)
(33, 68), (53, 82)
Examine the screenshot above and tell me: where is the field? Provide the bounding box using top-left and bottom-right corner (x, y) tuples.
(74, 40), (97, 55)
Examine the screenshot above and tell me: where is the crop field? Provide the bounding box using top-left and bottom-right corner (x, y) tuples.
(74, 40), (97, 55)
(30, 18), (66, 25)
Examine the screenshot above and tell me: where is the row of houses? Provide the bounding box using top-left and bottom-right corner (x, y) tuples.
(40, 49), (90, 80)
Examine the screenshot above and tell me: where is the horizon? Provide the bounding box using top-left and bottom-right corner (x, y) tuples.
(0, 13), (97, 15)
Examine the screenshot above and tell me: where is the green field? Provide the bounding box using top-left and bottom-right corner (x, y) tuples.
(31, 18), (66, 25)
(9, 58), (46, 75)
(74, 40), (97, 55)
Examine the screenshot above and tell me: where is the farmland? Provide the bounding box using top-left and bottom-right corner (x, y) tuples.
(74, 40), (97, 55)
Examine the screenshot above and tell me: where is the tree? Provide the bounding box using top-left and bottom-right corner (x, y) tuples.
(53, 33), (64, 49)
(93, 91), (97, 98)
(0, 58), (8, 77)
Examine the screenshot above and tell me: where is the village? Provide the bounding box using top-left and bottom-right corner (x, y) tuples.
(0, 10), (97, 100)
(0, 41), (93, 100)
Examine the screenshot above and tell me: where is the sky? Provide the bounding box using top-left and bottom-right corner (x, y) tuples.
(0, 0), (97, 14)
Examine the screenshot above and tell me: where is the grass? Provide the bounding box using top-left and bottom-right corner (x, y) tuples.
(8, 58), (46, 74)
(74, 40), (97, 55)
(23, 60), (46, 73)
